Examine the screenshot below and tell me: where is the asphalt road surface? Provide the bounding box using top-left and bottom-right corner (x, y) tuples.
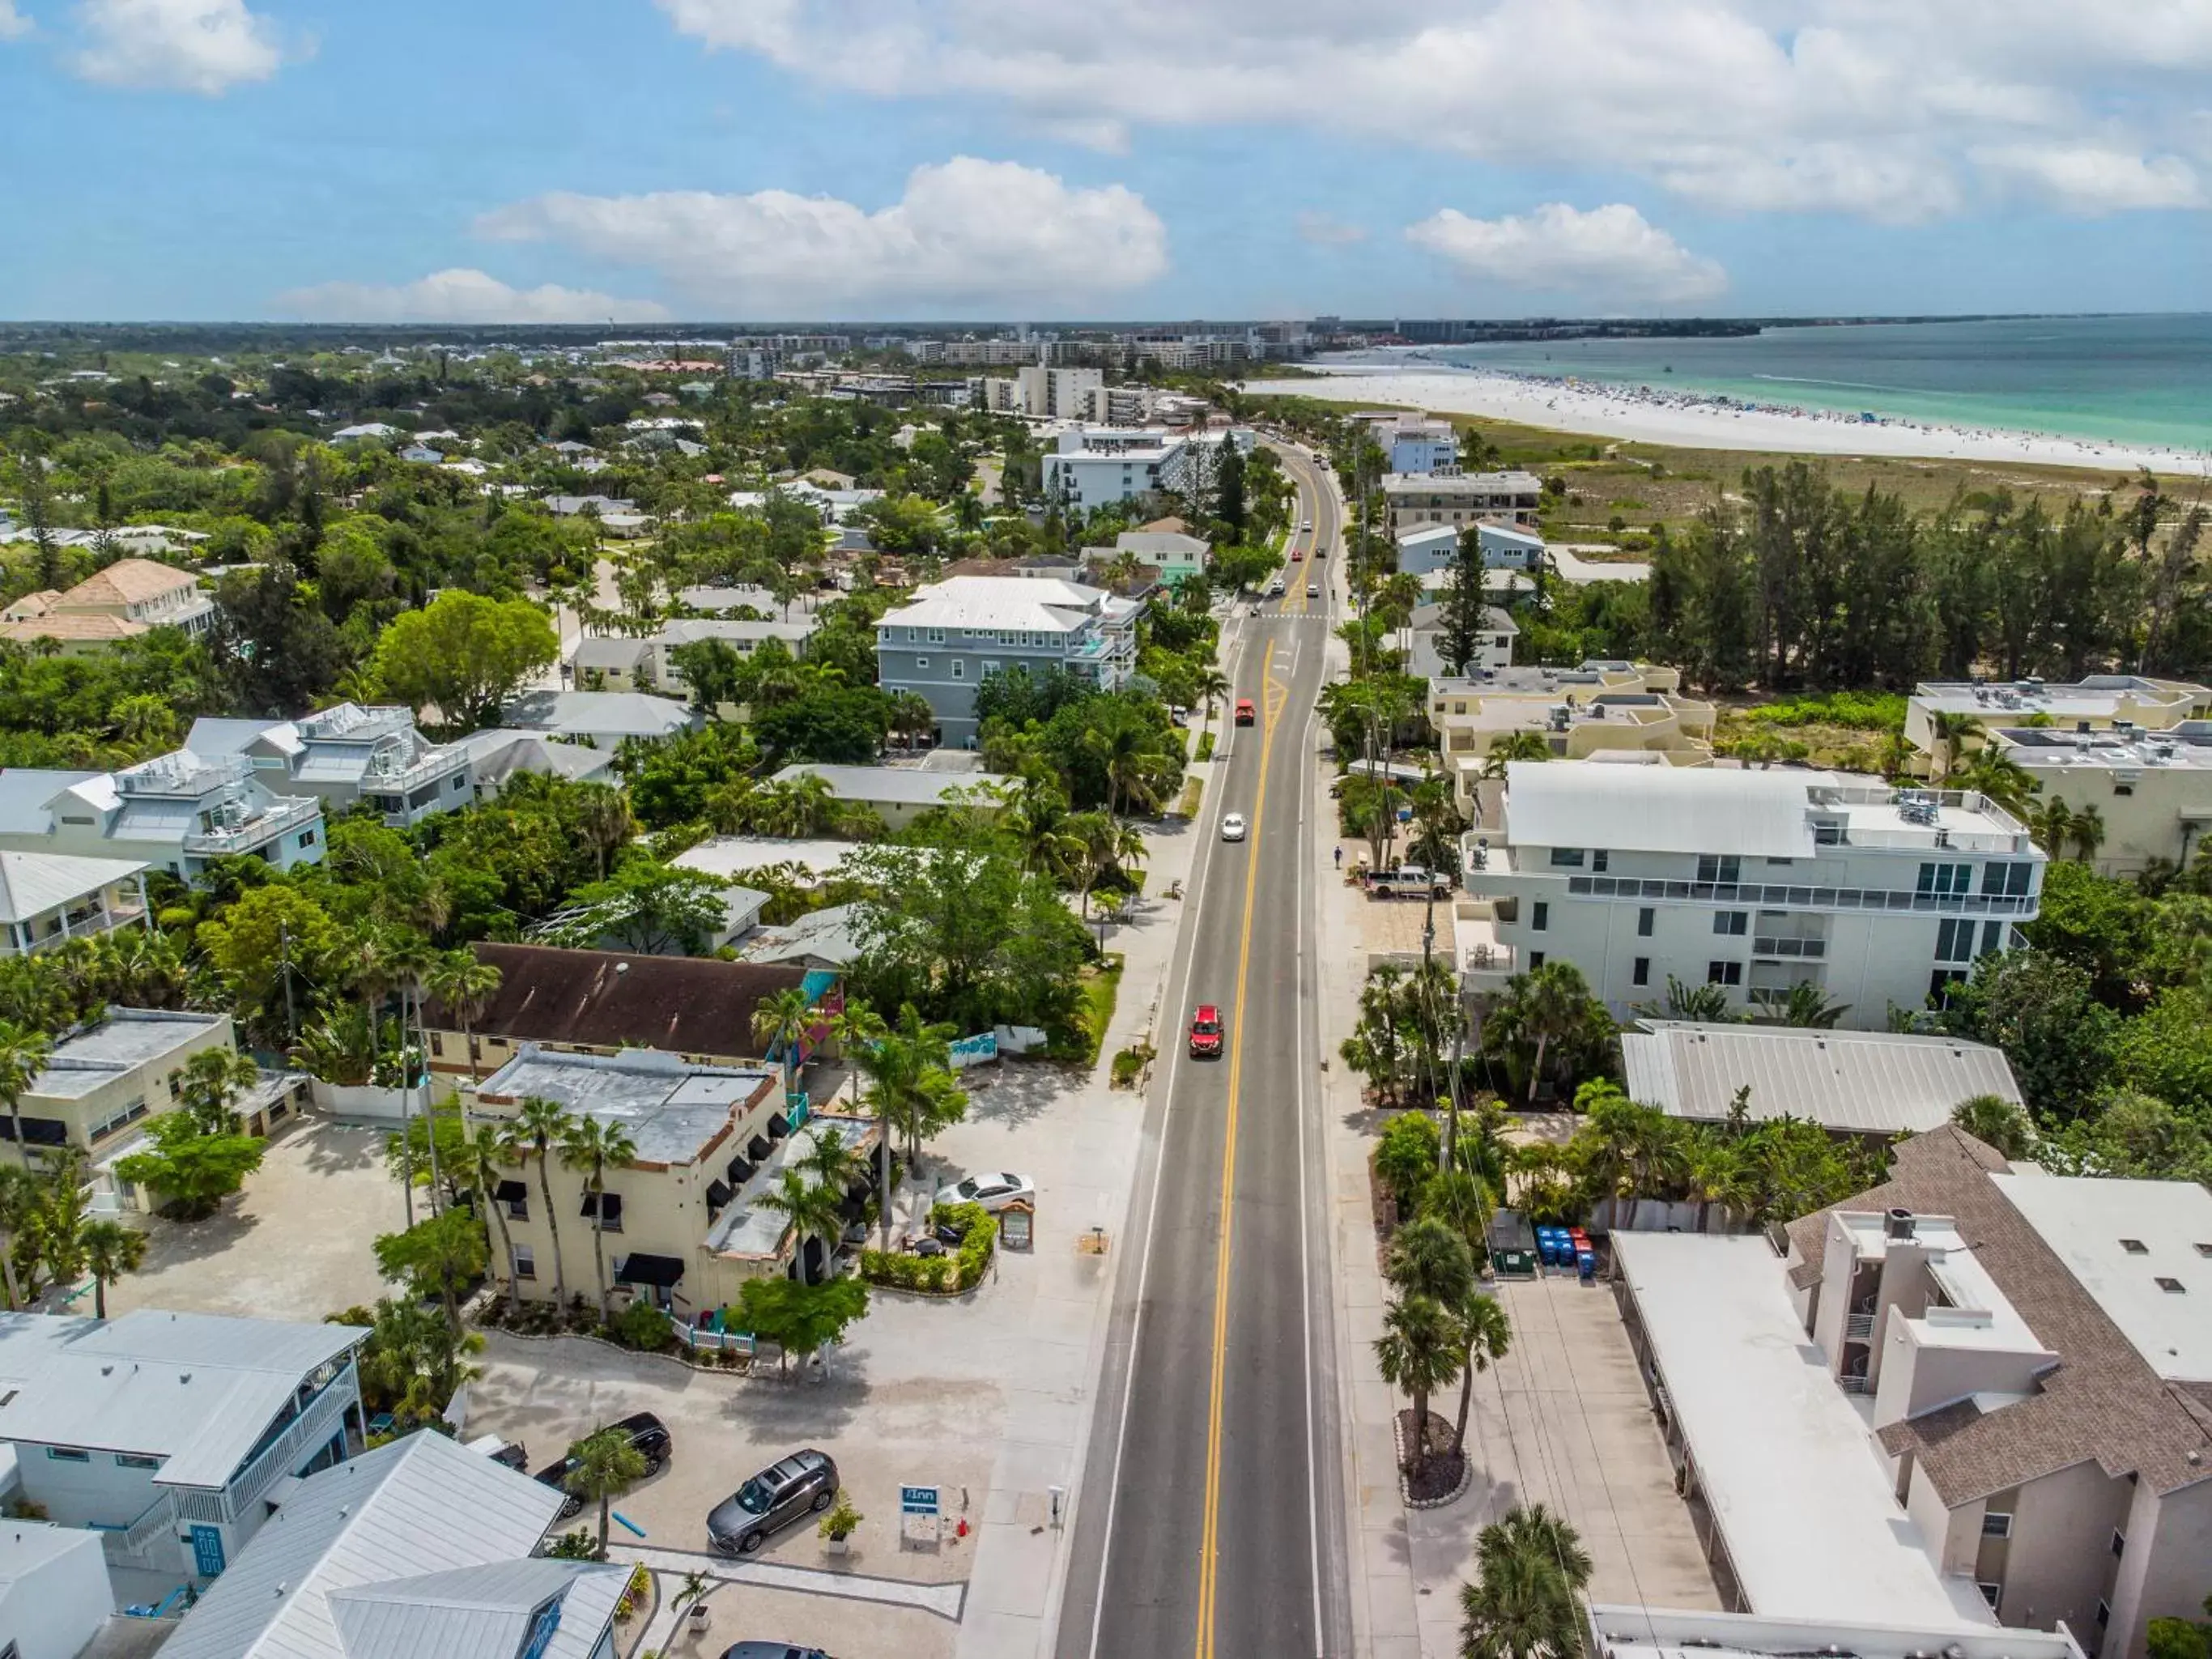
(1057, 445), (1353, 1659)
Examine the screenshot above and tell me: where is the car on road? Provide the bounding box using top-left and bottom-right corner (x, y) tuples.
(1219, 812), (1247, 841)
(1266, 577), (1286, 597)
(534, 1412), (671, 1519)
(938, 1172), (1036, 1211)
(718, 1645), (832, 1659)
(1307, 582), (1321, 598)
(1189, 1004), (1225, 1057)
(708, 1449), (840, 1555)
(1290, 547), (1303, 560)
(1234, 698), (1256, 725)
(1300, 518), (1313, 530)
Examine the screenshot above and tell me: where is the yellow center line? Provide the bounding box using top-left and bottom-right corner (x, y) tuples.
(1195, 470), (1313, 1657)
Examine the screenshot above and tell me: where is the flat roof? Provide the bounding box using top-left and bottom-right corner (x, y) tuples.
(32, 1010), (225, 1099)
(1612, 1232), (1995, 1629)
(674, 836), (853, 881)
(1505, 763), (1821, 858)
(1989, 1173), (2212, 1383)
(1588, 1606), (2082, 1659)
(707, 1112), (878, 1257)
(1997, 726), (2212, 772)
(473, 1047), (776, 1167)
(1913, 676), (2208, 717)
(768, 763), (1008, 808)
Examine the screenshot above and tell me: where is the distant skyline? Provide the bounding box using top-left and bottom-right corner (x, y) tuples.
(3, 1), (2210, 323)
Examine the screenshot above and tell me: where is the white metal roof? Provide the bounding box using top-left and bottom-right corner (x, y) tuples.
(0, 850), (147, 922)
(1990, 1173), (2212, 1384)
(157, 1429), (570, 1659)
(1623, 1022), (2022, 1135)
(879, 574), (1106, 633)
(328, 1558), (626, 1659)
(769, 763), (1009, 808)
(1612, 1232), (1997, 1629)
(1504, 762), (1821, 857)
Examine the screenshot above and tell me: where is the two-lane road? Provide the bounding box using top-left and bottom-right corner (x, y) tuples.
(1057, 445), (1352, 1659)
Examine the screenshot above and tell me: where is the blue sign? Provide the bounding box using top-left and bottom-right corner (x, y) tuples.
(948, 1032), (998, 1070)
(189, 1524), (226, 1578)
(900, 1484), (940, 1516)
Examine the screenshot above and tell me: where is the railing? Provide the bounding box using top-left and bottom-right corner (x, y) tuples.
(1845, 1312), (1875, 1342)
(1752, 937), (1826, 959)
(26, 904), (143, 952)
(100, 1491), (178, 1561)
(1565, 874), (2035, 917)
(219, 1366), (356, 1519)
(1838, 1373), (1871, 1394)
(182, 795), (321, 854)
(360, 748), (464, 792)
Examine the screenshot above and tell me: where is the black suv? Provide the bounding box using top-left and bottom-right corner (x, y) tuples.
(706, 1449), (840, 1555)
(534, 1412), (672, 1520)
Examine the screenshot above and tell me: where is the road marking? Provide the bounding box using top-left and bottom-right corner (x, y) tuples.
(1193, 619), (1288, 1659)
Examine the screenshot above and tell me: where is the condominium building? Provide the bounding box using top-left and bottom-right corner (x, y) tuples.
(1361, 413), (1461, 474)
(185, 703), (474, 829)
(1040, 426), (1255, 512)
(467, 1046), (880, 1312)
(1907, 676), (2212, 764)
(979, 364), (1107, 420)
(1773, 1128), (2212, 1657)
(1427, 662), (1713, 815)
(876, 575), (1142, 745)
(1380, 470), (1544, 532)
(12, 1008), (235, 1168)
(1989, 722), (2212, 875)
(0, 752), (325, 879)
(1455, 765), (2045, 1024)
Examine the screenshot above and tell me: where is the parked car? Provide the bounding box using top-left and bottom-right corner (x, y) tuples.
(534, 1413), (670, 1519)
(1219, 813), (1247, 841)
(708, 1450), (841, 1555)
(719, 1645), (831, 1659)
(938, 1172), (1036, 1212)
(1365, 866), (1453, 899)
(1189, 1004), (1225, 1058)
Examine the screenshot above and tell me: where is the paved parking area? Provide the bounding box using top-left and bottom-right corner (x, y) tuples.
(107, 1119), (402, 1321)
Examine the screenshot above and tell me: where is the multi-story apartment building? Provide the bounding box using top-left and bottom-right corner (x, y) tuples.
(876, 575), (1141, 746)
(1906, 675), (2212, 766)
(0, 752), (325, 879)
(467, 1046), (880, 1311)
(1040, 426), (1255, 512)
(1428, 663), (1714, 816)
(1362, 414), (1461, 474)
(13, 1007), (236, 1169)
(979, 365), (1107, 420)
(185, 704), (474, 830)
(1776, 1129), (2212, 1657)
(0, 1309), (367, 1592)
(1397, 520), (1547, 576)
(1989, 721), (2212, 876)
(1381, 470), (1544, 532)
(1456, 764), (2044, 1024)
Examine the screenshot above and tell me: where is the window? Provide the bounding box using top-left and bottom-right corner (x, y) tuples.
(2196, 1243), (2212, 1257)
(1637, 908), (1655, 938)
(298, 828), (316, 849)
(2096, 1600), (2111, 1630)
(1549, 849), (1585, 868)
(1935, 918), (1978, 962)
(926, 627), (946, 644)
(1978, 1583), (2003, 1612)
(914, 657), (929, 669)
(1981, 1511), (2013, 1538)
(1982, 919), (2007, 955)
(512, 1244), (535, 1281)
(1592, 850), (1609, 872)
(116, 1453), (160, 1470)
(2112, 1529), (2128, 1559)
(1918, 861), (1972, 896)
(2121, 1238), (2149, 1254)
(1713, 912), (1747, 936)
(90, 1100), (149, 1142)
(2155, 1277), (2185, 1294)
(2114, 783), (2134, 797)
(1696, 854), (1742, 886)
(1982, 861), (2033, 897)
(45, 1447), (88, 1462)
(1632, 957), (1651, 987)
(1707, 961), (1742, 986)
(1529, 952), (1545, 970)
(1532, 902), (1549, 932)
(1930, 967), (1968, 1001)
(951, 660), (965, 681)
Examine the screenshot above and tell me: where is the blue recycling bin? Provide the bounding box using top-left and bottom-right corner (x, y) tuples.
(1576, 1251), (1597, 1283)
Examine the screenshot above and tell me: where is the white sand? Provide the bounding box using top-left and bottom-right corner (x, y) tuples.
(1240, 360), (2210, 477)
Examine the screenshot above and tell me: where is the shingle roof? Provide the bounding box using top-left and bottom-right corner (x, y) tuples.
(423, 942), (810, 1056)
(501, 690), (698, 738)
(61, 559), (199, 607)
(1784, 1127), (2212, 1501)
(0, 613), (148, 644)
(1623, 1021), (2022, 1136)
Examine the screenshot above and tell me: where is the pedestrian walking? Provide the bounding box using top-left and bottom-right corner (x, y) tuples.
(1333, 844), (1342, 870)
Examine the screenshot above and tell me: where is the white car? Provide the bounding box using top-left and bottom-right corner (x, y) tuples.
(938, 1172), (1035, 1213)
(1300, 518), (1314, 531)
(1220, 813), (1248, 842)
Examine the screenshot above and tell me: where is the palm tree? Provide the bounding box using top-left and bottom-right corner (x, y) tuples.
(1644, 973), (1736, 1024)
(1926, 710), (1981, 782)
(1385, 1214), (1476, 1305)
(1478, 729), (1553, 781)
(1449, 1291), (1512, 1457)
(751, 985), (816, 1107)
(385, 930), (445, 1215)
(1498, 962), (1596, 1107)
(747, 774), (836, 838)
(0, 1022), (53, 1159)
(177, 1046), (262, 1134)
(559, 1117), (638, 1324)
(566, 1424), (649, 1559)
(1950, 1093), (2034, 1159)
(1374, 1291), (1462, 1475)
(1776, 980), (1848, 1029)
(755, 1167), (848, 1282)
(888, 690), (936, 751)
(2027, 795), (2074, 858)
(2069, 802), (2107, 864)
(1193, 666), (1231, 741)
(426, 951), (502, 1086)
(456, 1121), (528, 1317)
(1457, 1504), (1592, 1659)
(572, 784), (636, 882)
(1082, 717), (1171, 819)
(1956, 747), (2040, 819)
(799, 1125), (866, 1197)
(0, 1164), (38, 1308)
(515, 1095), (575, 1314)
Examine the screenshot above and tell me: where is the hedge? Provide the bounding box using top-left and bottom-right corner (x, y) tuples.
(861, 1201), (997, 1294)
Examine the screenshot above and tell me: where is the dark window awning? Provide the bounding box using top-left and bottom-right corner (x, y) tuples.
(766, 1115), (790, 1142)
(580, 1192), (625, 1224)
(747, 1135), (772, 1162)
(725, 1155), (753, 1185)
(615, 1253), (684, 1287)
(495, 1180), (529, 1204)
(705, 1180), (732, 1210)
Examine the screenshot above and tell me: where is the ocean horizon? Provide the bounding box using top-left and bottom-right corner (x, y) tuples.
(1393, 314), (2212, 457)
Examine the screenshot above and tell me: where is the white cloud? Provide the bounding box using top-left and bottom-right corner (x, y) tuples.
(0, 3), (33, 41)
(71, 0), (289, 94)
(656, 1), (2212, 221)
(273, 269), (671, 325)
(1295, 211), (1368, 246)
(477, 157), (1169, 314)
(1972, 144), (2204, 213)
(1406, 202), (1728, 306)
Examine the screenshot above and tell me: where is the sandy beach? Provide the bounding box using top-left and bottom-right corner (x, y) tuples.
(1240, 360), (2210, 476)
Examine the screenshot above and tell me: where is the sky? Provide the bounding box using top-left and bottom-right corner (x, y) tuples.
(3, 0), (2211, 323)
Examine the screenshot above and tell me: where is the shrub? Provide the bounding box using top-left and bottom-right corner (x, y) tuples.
(860, 1201), (997, 1293)
(547, 1529), (598, 1560)
(819, 1495), (863, 1540)
(610, 1297), (672, 1351)
(1110, 1042), (1154, 1088)
(1196, 731), (1216, 762)
(1374, 1111), (1441, 1213)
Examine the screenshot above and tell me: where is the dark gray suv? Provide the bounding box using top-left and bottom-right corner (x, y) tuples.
(706, 1449), (840, 1555)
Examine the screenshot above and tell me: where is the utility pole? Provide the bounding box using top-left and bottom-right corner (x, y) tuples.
(278, 923), (297, 1044)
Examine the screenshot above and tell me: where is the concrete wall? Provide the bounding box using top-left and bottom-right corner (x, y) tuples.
(2108, 1474), (2212, 1659)
(1905, 1457), (1980, 1577)
(1998, 1459), (2133, 1648)
(0, 1525), (114, 1659)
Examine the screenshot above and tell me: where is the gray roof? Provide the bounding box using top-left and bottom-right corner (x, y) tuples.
(1504, 762), (1819, 858)
(738, 901), (869, 968)
(571, 636), (652, 672)
(659, 616), (817, 648)
(501, 691), (699, 740)
(769, 763), (1009, 809)
(0, 850), (147, 922)
(328, 1558), (627, 1659)
(1623, 1021), (2023, 1135)
(183, 717), (285, 759)
(0, 770), (97, 836)
(30, 1010), (227, 1100)
(473, 1045), (778, 1167)
(158, 1430), (572, 1659)
(0, 1309), (366, 1487)
(453, 730), (615, 789)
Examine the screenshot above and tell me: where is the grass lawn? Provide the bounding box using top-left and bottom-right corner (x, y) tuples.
(1053, 955), (1125, 1068)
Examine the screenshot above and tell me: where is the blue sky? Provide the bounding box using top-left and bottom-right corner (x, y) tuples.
(3, 0), (2210, 321)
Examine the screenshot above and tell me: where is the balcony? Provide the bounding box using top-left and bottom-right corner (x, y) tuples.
(1845, 1312), (1875, 1342)
(19, 900), (146, 954)
(183, 793), (321, 855)
(1752, 936), (1826, 959)
(172, 1361), (357, 1525)
(1565, 874), (2036, 917)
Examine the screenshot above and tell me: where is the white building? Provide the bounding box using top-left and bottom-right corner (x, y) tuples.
(1990, 721), (2212, 876)
(0, 851), (151, 958)
(1381, 470), (1545, 532)
(185, 704), (474, 829)
(0, 753), (325, 880)
(1457, 766), (2044, 1025)
(980, 365), (1106, 420)
(0, 559), (215, 652)
(0, 1521), (116, 1659)
(1394, 521), (1546, 576)
(1040, 426), (1256, 512)
(1362, 413), (1461, 474)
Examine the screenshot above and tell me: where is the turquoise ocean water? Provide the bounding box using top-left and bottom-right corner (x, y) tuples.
(1421, 314), (2212, 455)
